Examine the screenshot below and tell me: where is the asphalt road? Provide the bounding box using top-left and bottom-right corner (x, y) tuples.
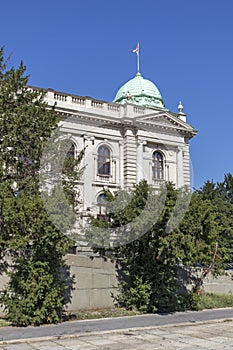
(0, 308), (232, 342)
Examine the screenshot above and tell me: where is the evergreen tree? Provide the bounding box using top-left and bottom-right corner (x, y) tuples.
(86, 181), (223, 312)
(0, 48), (77, 326)
(199, 175), (233, 266)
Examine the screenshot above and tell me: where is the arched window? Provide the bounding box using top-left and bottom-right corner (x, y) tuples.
(66, 143), (75, 159)
(152, 151), (164, 180)
(97, 145), (110, 175)
(97, 193), (108, 220)
(63, 142), (76, 173)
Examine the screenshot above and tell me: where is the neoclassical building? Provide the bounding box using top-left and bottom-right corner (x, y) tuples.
(43, 70), (197, 217)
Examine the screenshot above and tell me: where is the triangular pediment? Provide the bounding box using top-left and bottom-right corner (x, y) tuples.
(134, 111), (196, 134)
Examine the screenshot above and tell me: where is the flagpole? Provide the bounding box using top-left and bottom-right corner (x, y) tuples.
(137, 42), (140, 72)
(131, 43), (140, 73)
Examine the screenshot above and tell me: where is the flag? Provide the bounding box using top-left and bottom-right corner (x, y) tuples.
(131, 43), (139, 55)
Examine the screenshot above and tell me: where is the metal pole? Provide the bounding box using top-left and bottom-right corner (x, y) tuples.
(137, 42), (140, 72)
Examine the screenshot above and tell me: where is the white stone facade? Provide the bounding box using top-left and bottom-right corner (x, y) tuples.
(42, 88), (196, 216)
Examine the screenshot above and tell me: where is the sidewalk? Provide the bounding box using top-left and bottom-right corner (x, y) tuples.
(1, 308), (233, 342)
(1, 319), (233, 349)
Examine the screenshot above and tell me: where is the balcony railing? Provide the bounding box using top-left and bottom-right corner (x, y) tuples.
(27, 86), (153, 120)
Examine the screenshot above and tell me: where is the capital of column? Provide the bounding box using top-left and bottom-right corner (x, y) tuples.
(137, 139), (147, 146)
(83, 134), (95, 142)
(177, 146), (184, 152)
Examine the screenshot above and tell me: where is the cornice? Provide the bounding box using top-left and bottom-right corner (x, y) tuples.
(56, 107), (197, 139)
(28, 85), (197, 138)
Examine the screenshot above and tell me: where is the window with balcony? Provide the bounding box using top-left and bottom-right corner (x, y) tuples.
(97, 145), (110, 176)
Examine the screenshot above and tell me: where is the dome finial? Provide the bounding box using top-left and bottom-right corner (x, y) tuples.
(178, 101), (184, 113)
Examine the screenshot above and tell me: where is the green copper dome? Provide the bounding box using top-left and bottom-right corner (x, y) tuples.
(113, 72), (165, 109)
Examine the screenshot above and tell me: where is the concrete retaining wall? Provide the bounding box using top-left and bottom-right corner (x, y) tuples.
(203, 271), (233, 294)
(0, 268), (9, 316)
(65, 254), (118, 312)
(0, 256), (233, 317)
(0, 254), (118, 317)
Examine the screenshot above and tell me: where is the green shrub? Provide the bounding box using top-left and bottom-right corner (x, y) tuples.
(118, 276), (153, 313)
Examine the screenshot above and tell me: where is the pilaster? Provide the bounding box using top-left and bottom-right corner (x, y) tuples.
(123, 129), (137, 189)
(137, 139), (147, 183)
(177, 146), (184, 188)
(83, 135), (94, 209)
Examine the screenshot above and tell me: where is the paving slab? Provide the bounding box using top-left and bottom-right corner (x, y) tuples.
(1, 320), (232, 350)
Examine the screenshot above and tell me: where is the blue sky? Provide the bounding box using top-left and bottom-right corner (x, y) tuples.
(1, 0), (232, 189)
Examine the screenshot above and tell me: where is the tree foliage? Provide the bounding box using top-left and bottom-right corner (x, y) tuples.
(0, 48), (76, 326)
(86, 180), (224, 312)
(198, 174), (233, 266)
